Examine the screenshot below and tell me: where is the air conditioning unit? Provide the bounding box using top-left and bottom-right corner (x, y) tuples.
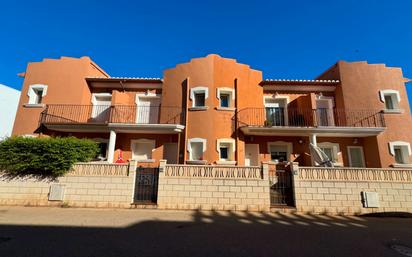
(362, 191), (379, 208)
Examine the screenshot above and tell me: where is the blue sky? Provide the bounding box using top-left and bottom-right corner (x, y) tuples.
(1, 0), (412, 105)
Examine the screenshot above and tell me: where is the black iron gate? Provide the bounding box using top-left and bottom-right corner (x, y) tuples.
(269, 169), (294, 207)
(133, 167), (159, 204)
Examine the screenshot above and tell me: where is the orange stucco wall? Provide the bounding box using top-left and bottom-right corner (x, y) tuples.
(11, 54), (412, 168)
(163, 54), (262, 165)
(12, 57), (108, 135)
(244, 135), (372, 167)
(318, 61), (412, 167)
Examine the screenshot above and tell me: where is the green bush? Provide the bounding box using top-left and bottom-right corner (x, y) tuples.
(0, 137), (99, 176)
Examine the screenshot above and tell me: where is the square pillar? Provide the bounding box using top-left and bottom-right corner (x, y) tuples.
(107, 130), (116, 163)
(309, 134), (317, 166)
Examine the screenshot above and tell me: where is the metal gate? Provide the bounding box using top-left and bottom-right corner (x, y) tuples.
(133, 167), (159, 204)
(269, 169), (294, 207)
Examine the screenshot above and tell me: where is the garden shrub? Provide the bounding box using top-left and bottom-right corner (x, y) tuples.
(0, 137), (99, 176)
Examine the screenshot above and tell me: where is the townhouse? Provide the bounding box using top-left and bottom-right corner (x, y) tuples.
(12, 54), (412, 168)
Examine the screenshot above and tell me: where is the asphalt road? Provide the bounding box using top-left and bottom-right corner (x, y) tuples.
(0, 206), (411, 257)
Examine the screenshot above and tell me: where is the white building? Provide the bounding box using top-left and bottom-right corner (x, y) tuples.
(0, 84), (20, 138)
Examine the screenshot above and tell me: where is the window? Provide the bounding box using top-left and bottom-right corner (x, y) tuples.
(268, 141), (292, 163)
(34, 89), (43, 103)
(188, 138), (206, 161)
(190, 87), (208, 108)
(379, 90), (400, 111)
(394, 147), (405, 164)
(264, 96), (288, 126)
(194, 92), (206, 107)
(320, 147), (334, 162)
(389, 141), (411, 165)
(219, 144), (229, 160)
(384, 95), (394, 110)
(131, 139), (155, 161)
(97, 142), (108, 159)
(91, 93), (112, 121)
(217, 88), (235, 108)
(27, 84), (47, 105)
(136, 94), (161, 124)
(216, 138), (235, 164)
(317, 142), (340, 164)
(347, 146), (365, 167)
(191, 142), (203, 160)
(220, 93), (230, 108)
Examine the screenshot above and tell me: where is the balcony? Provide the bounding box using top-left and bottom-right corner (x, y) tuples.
(237, 108), (386, 137)
(39, 105), (185, 134)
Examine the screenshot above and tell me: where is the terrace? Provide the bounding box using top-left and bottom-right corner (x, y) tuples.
(237, 107), (385, 137)
(39, 104), (185, 134)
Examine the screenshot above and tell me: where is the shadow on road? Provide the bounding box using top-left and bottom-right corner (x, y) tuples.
(0, 209), (411, 257)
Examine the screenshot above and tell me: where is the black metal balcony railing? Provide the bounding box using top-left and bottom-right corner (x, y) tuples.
(237, 108), (385, 128)
(40, 105), (185, 125)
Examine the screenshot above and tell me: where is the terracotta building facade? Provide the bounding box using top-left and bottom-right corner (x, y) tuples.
(12, 54), (412, 168)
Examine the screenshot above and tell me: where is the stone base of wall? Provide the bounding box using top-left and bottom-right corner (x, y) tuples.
(0, 172), (134, 209)
(294, 167), (412, 215)
(157, 175), (270, 212)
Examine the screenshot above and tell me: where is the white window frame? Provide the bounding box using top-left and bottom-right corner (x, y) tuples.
(217, 87), (235, 109)
(187, 138), (207, 161)
(27, 84), (48, 105)
(379, 89), (401, 111)
(264, 95), (289, 126)
(267, 141), (292, 163)
(131, 138), (156, 161)
(216, 138), (236, 164)
(347, 146), (366, 167)
(318, 142), (341, 165)
(389, 141), (411, 165)
(190, 87), (209, 107)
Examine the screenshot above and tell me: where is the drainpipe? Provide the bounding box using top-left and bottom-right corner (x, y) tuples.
(234, 78), (239, 164)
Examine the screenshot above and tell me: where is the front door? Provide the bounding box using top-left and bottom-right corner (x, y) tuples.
(245, 144), (259, 166)
(348, 146), (365, 167)
(163, 143), (178, 164)
(136, 97), (160, 124)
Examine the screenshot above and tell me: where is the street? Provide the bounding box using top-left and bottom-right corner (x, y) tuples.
(0, 206), (411, 257)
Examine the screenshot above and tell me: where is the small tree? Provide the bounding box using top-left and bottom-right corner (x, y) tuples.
(0, 137), (99, 176)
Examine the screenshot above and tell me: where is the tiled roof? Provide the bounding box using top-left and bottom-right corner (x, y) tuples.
(262, 79), (340, 83)
(260, 79), (340, 86)
(86, 76), (163, 82)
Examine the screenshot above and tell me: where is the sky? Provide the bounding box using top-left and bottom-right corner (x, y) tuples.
(1, 0), (412, 105)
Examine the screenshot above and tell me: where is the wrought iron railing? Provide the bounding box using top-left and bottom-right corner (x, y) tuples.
(40, 104), (185, 125)
(237, 108), (385, 128)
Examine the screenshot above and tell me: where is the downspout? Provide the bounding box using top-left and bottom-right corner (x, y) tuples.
(182, 77), (190, 164)
(234, 78), (239, 164)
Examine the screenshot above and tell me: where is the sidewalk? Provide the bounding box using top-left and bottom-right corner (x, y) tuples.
(0, 206), (411, 257)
